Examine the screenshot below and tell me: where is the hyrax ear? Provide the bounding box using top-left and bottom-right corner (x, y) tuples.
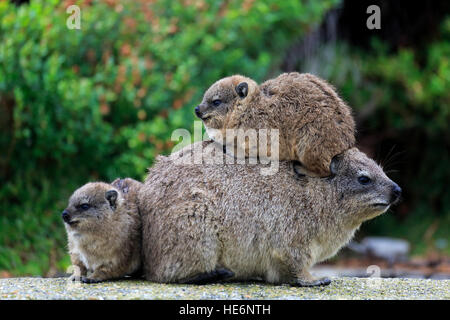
(235, 82), (248, 98)
(105, 189), (118, 209)
(330, 154), (343, 176)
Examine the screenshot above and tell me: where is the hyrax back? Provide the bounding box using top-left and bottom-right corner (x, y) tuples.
(62, 178), (142, 283)
(139, 141), (401, 286)
(195, 72), (356, 177)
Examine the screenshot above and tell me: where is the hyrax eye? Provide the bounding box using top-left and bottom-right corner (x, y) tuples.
(358, 176), (371, 185)
(212, 99), (222, 106)
(79, 203), (90, 211)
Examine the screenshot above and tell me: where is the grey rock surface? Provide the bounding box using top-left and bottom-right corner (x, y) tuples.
(1, 277), (449, 300)
(347, 237), (410, 263)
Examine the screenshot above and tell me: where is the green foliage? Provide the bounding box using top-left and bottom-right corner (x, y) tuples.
(0, 0), (337, 275)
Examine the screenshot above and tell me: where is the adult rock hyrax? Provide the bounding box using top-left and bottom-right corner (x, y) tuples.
(139, 141), (401, 286)
(62, 178), (142, 283)
(195, 72), (356, 177)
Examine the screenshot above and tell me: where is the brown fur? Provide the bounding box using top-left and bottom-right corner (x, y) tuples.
(196, 72), (356, 177)
(63, 178), (142, 283)
(139, 141), (400, 286)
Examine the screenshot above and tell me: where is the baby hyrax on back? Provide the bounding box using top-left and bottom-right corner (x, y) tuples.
(140, 141), (401, 286)
(195, 72), (356, 177)
(62, 178), (142, 283)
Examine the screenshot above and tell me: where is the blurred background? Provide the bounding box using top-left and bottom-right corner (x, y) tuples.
(0, 0), (449, 278)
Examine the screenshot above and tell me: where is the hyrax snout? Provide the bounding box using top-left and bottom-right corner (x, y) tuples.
(63, 178), (142, 283)
(195, 72), (356, 177)
(139, 141), (400, 286)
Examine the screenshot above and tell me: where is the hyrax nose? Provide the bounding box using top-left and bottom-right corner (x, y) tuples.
(194, 105), (202, 118)
(391, 183), (402, 202)
(62, 210), (71, 223)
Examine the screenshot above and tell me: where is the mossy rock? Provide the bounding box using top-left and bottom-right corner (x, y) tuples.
(0, 277), (449, 300)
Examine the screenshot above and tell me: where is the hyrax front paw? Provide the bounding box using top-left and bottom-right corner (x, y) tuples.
(292, 277), (331, 287)
(69, 274), (81, 282)
(81, 276), (103, 284)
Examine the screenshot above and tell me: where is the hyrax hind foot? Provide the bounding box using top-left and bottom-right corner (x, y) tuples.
(292, 160), (331, 179)
(292, 277), (331, 287)
(292, 162), (324, 178)
(181, 268), (235, 285)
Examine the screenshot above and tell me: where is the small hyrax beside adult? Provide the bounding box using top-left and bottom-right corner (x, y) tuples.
(195, 72), (355, 177)
(62, 178), (142, 283)
(139, 141), (401, 286)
